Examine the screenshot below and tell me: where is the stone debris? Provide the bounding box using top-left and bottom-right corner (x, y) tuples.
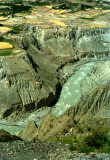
(0, 139), (110, 160)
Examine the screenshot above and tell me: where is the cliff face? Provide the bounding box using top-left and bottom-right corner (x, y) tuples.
(17, 25), (110, 60)
(0, 52), (58, 119)
(0, 24), (110, 122)
(76, 27), (110, 59)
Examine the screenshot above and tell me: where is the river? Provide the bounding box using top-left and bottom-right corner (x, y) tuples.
(51, 62), (94, 117)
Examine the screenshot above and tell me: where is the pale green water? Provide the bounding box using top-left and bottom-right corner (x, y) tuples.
(51, 62), (94, 117)
(0, 123), (23, 135)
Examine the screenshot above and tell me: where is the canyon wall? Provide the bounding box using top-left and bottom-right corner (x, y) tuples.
(0, 52), (58, 119)
(23, 25), (110, 60)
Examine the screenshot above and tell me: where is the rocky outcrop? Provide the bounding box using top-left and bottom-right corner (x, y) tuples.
(18, 114), (75, 141)
(76, 27), (110, 59)
(19, 84), (110, 141)
(0, 129), (20, 142)
(20, 25), (110, 60)
(17, 121), (38, 141)
(37, 113), (74, 140)
(14, 25), (110, 88)
(1, 25), (109, 140)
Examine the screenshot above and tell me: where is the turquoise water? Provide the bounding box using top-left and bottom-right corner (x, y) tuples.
(51, 62), (94, 117)
(0, 123), (23, 135)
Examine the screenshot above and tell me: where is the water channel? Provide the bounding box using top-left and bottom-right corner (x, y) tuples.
(51, 62), (94, 117)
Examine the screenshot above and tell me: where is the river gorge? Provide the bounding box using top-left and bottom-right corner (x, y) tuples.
(0, 1), (110, 159)
(0, 0), (109, 149)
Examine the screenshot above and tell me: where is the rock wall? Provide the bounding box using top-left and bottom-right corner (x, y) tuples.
(22, 25), (110, 60)
(76, 27), (110, 59)
(0, 52), (58, 119)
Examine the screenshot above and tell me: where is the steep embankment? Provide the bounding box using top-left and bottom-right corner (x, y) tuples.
(64, 84), (110, 121)
(75, 27), (110, 59)
(17, 83), (110, 141)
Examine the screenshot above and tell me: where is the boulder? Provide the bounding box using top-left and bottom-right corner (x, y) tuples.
(17, 121), (38, 141)
(17, 114), (75, 141)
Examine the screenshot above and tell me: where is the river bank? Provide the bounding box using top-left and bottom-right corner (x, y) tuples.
(0, 123), (24, 135)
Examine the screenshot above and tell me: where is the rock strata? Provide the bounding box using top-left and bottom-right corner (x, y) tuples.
(37, 114), (74, 140)
(0, 51), (58, 120)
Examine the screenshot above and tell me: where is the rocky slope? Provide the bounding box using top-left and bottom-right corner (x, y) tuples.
(0, 51), (59, 119)
(17, 25), (110, 61)
(0, 2), (110, 159)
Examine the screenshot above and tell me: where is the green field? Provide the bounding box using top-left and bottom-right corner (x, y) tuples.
(0, 37), (14, 56)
